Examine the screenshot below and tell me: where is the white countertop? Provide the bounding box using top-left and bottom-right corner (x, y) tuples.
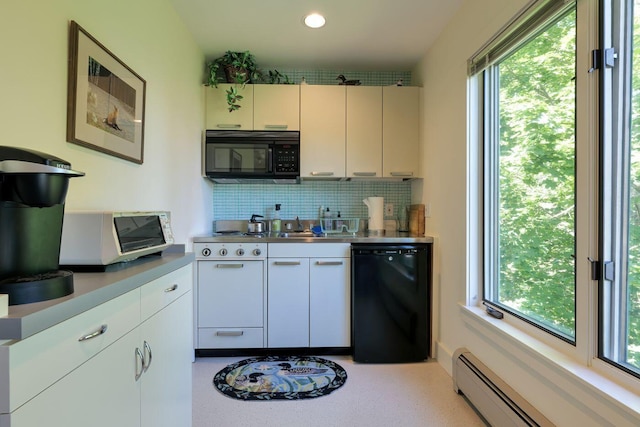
(193, 231), (434, 244)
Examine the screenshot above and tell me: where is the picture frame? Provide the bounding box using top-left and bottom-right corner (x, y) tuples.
(66, 21), (146, 164)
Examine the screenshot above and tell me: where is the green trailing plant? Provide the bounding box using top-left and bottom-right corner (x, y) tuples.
(264, 69), (293, 85)
(206, 51), (293, 112)
(225, 86), (243, 112)
(207, 51), (260, 87)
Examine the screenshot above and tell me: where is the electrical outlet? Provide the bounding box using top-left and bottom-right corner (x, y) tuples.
(425, 203), (432, 218)
(385, 203), (393, 216)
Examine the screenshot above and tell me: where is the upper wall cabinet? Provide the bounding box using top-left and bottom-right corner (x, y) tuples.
(253, 85), (300, 131)
(382, 86), (421, 178)
(346, 86), (383, 178)
(300, 85), (346, 178)
(205, 85), (300, 131)
(205, 84), (254, 130)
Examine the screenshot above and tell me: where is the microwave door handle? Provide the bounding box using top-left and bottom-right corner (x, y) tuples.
(268, 148), (273, 173)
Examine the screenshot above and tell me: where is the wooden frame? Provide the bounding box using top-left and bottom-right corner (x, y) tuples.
(66, 21), (146, 164)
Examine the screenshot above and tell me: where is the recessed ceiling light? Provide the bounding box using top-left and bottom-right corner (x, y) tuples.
(304, 13), (326, 29)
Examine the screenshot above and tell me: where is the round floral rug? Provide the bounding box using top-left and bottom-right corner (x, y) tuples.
(213, 355), (347, 401)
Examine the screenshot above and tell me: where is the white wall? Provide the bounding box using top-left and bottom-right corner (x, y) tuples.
(414, 0), (527, 372)
(0, 0), (212, 246)
(415, 0), (640, 425)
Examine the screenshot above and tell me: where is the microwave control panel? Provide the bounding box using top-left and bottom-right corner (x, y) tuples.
(273, 145), (299, 173)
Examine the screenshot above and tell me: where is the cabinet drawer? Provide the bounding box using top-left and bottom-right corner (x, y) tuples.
(0, 289), (140, 413)
(141, 264), (193, 321)
(268, 243), (350, 258)
(198, 328), (263, 349)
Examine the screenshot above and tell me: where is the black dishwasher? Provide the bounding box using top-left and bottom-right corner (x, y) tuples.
(351, 243), (431, 363)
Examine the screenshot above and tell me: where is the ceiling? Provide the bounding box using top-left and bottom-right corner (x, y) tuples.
(168, 0), (463, 71)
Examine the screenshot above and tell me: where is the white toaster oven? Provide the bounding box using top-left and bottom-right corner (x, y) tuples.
(59, 211), (174, 266)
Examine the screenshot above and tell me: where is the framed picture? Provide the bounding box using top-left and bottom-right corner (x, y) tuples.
(66, 21), (146, 164)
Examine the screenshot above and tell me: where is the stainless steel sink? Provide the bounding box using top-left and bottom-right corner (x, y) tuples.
(276, 231), (320, 238)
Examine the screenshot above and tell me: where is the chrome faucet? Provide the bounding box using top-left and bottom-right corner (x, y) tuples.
(296, 216), (304, 231)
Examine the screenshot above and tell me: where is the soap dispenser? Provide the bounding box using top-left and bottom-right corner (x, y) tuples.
(272, 204), (282, 232)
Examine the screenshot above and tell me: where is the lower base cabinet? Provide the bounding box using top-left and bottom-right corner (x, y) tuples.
(7, 329), (141, 427)
(267, 243), (350, 348)
(140, 289), (192, 427)
(0, 264), (193, 427)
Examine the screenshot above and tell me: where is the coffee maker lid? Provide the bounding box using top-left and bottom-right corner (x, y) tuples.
(0, 146), (84, 176)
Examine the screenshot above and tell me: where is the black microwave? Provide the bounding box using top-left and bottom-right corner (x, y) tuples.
(204, 130), (300, 183)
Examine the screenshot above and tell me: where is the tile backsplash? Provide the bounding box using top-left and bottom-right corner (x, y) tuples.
(212, 181), (412, 225)
(273, 69), (412, 86)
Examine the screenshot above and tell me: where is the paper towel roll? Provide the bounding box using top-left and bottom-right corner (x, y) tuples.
(363, 197), (384, 231)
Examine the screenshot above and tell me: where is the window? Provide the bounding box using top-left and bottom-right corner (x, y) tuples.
(470, 0), (640, 379)
(600, 0), (640, 376)
(473, 1), (578, 341)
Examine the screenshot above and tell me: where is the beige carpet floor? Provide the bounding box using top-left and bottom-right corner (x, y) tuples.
(192, 356), (487, 427)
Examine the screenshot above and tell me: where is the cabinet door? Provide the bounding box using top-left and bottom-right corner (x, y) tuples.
(300, 85), (346, 178)
(347, 86), (382, 178)
(205, 85), (254, 130)
(140, 293), (192, 427)
(310, 257), (351, 347)
(382, 86), (421, 178)
(5, 329), (141, 427)
(253, 84), (300, 130)
(197, 260), (264, 328)
(267, 258), (310, 347)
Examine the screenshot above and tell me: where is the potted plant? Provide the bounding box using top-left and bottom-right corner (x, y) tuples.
(206, 51), (293, 112)
(206, 51), (261, 112)
(207, 50), (260, 87)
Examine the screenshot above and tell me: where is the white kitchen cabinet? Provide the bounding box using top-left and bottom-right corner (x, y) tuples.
(310, 256), (351, 347)
(267, 243), (350, 348)
(382, 86), (421, 178)
(0, 264), (193, 427)
(300, 85), (346, 178)
(5, 328), (141, 427)
(346, 86), (383, 178)
(139, 266), (193, 427)
(205, 84), (254, 130)
(267, 257), (310, 347)
(253, 84), (300, 130)
(196, 256), (266, 349)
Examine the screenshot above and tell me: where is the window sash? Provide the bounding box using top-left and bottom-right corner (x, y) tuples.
(481, 5), (577, 342)
(598, 0), (640, 377)
(468, 0), (577, 76)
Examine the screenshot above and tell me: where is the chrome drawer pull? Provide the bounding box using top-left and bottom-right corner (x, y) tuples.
(216, 263), (244, 268)
(315, 261), (344, 266)
(390, 171), (414, 177)
(310, 171), (334, 176)
(143, 341), (153, 372)
(216, 331), (244, 337)
(353, 172), (377, 176)
(274, 261), (301, 266)
(164, 284), (178, 292)
(135, 348), (144, 381)
(264, 124), (288, 129)
(78, 324), (108, 342)
(216, 124), (241, 128)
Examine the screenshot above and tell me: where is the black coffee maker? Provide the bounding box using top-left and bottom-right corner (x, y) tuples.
(0, 146), (84, 305)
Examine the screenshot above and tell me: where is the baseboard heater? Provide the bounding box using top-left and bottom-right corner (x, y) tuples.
(452, 348), (554, 427)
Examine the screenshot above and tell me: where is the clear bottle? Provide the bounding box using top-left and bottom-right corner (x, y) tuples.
(324, 207), (333, 231)
(272, 204), (281, 232)
(335, 211), (344, 231)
